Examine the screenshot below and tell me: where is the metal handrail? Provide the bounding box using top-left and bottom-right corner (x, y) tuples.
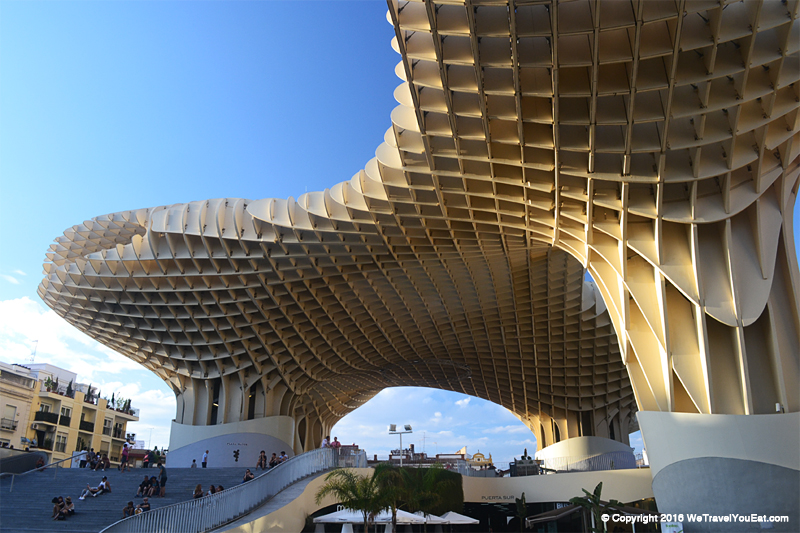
(99, 448), (367, 533)
(1, 451), (84, 492)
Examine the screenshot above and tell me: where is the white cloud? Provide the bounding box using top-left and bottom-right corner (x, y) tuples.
(0, 297), (176, 449)
(12, 270), (26, 276)
(482, 425), (529, 435)
(455, 397), (470, 408)
(1, 274), (20, 285)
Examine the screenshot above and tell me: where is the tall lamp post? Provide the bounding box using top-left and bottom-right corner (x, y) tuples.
(388, 424), (413, 467)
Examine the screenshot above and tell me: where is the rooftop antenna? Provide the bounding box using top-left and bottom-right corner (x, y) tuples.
(420, 431), (427, 454)
(29, 340), (38, 363)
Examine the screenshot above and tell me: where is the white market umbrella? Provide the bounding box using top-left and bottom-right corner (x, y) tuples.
(440, 511), (480, 524)
(413, 512), (448, 524)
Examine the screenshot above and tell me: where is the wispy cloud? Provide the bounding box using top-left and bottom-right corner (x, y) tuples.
(482, 425), (529, 435)
(12, 270), (26, 276)
(455, 397), (470, 408)
(1, 274), (20, 285)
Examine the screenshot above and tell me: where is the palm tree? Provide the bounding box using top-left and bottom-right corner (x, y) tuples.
(569, 482), (624, 533)
(515, 492), (527, 532)
(400, 464), (463, 532)
(315, 469), (387, 532)
(373, 464), (404, 532)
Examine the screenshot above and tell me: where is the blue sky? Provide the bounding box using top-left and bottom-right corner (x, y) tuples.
(1, 1), (795, 465)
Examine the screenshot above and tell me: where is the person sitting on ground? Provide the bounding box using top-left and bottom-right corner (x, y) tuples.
(122, 501), (135, 518)
(58, 497), (75, 520)
(36, 457), (46, 471)
(79, 484), (100, 500)
(135, 475), (151, 497)
(140, 497), (151, 512)
(94, 454), (110, 471)
(216, 485), (224, 492)
(256, 450), (267, 470)
(242, 469), (255, 483)
(279, 451), (288, 462)
(268, 453), (279, 468)
(190, 459), (197, 468)
(146, 476), (159, 497)
(79, 476), (109, 499)
(193, 484), (204, 499)
(51, 496), (65, 519)
(206, 485), (216, 496)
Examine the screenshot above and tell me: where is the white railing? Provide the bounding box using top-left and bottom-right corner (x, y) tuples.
(538, 451), (637, 473)
(99, 447), (367, 533)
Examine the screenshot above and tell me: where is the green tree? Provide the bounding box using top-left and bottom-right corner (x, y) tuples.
(316, 469), (387, 532)
(400, 464), (463, 532)
(66, 380), (73, 398)
(569, 482), (624, 533)
(373, 464), (404, 532)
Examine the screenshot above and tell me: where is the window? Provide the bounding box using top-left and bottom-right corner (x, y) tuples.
(55, 433), (68, 453)
(40, 404), (51, 413)
(103, 418), (112, 436)
(60, 407), (71, 418)
(1, 405), (17, 430)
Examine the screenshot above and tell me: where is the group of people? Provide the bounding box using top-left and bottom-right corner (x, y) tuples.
(141, 446), (163, 469)
(192, 483), (226, 499)
(320, 435), (342, 450)
(134, 462), (168, 498)
(121, 499), (149, 517)
(50, 496), (75, 521)
(78, 448), (112, 471)
(255, 450), (288, 470)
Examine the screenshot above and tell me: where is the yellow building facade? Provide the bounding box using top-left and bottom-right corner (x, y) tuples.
(0, 362), (37, 449)
(2, 362), (139, 466)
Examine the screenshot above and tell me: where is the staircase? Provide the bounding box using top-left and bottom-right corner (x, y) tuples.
(0, 466), (254, 533)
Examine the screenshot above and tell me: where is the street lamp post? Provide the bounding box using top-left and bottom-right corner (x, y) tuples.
(388, 424), (413, 467)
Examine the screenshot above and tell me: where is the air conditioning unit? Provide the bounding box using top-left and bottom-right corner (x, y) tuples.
(31, 423), (40, 430)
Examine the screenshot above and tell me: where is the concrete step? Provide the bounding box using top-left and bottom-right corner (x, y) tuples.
(0, 466), (261, 533)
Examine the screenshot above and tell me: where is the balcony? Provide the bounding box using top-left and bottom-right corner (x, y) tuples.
(0, 418), (17, 431)
(112, 407), (140, 420)
(59, 415), (71, 427)
(79, 421), (95, 432)
(112, 428), (126, 440)
(34, 411), (59, 424)
(102, 427), (112, 436)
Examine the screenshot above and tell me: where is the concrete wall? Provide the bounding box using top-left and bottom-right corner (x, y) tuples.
(639, 411), (800, 532)
(167, 417), (295, 468)
(462, 468), (653, 504)
(221, 467), (654, 532)
(652, 457), (799, 532)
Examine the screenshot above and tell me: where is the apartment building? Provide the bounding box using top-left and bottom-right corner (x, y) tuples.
(1, 362), (139, 466)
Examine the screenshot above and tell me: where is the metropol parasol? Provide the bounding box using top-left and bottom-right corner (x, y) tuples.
(39, 0), (798, 522)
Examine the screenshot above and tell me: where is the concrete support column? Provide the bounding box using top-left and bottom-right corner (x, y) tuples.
(639, 411), (800, 532)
